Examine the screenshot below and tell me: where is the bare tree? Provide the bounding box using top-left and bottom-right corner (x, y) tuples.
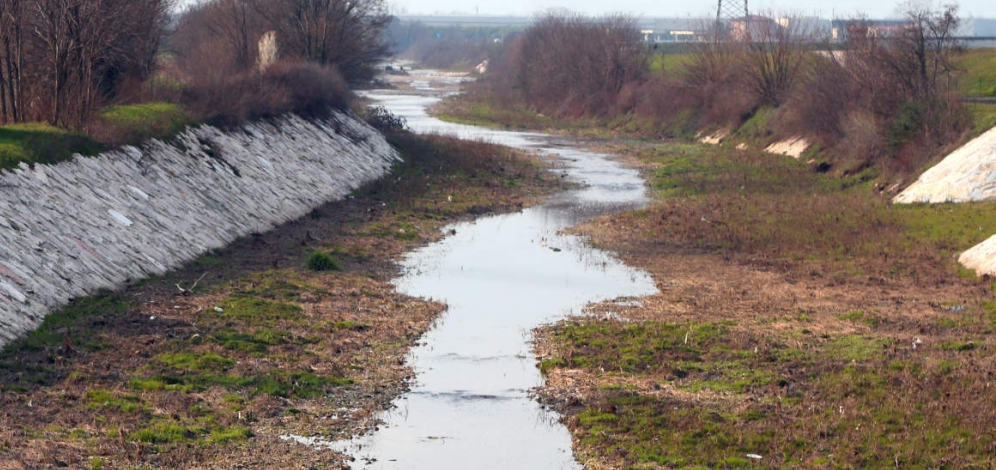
(0, 0), (172, 127)
(202, 0), (264, 69)
(270, 0), (391, 82)
(741, 15), (811, 107)
(0, 0), (26, 123)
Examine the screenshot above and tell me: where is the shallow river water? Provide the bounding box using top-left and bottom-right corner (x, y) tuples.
(288, 74), (657, 469)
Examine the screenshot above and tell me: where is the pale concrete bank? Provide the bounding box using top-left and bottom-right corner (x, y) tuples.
(892, 126), (996, 276)
(893, 126), (996, 204)
(0, 112), (399, 347)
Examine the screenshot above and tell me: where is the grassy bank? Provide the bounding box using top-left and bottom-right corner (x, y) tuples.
(0, 132), (566, 469)
(535, 139), (996, 468)
(0, 103), (195, 171)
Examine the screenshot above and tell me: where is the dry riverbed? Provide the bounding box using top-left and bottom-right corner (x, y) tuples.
(0, 132), (566, 469)
(534, 140), (996, 468)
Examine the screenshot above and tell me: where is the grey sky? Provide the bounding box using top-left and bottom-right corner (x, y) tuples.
(389, 0), (994, 20)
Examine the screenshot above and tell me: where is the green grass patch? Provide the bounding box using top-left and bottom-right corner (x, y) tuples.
(305, 250), (342, 272)
(155, 351), (235, 371)
(967, 103), (996, 134)
(572, 395), (784, 468)
(129, 421), (201, 444)
(436, 99), (556, 131)
(221, 269), (314, 301)
(218, 297), (305, 326)
(837, 310), (881, 328)
(0, 122), (104, 169)
(0, 291), (129, 364)
(134, 369), (352, 398)
(333, 320), (371, 331)
(86, 389), (142, 413)
(211, 328), (290, 354)
(96, 102), (193, 146)
(647, 52), (693, 75)
(548, 320), (735, 374)
(957, 49), (996, 98)
(127, 375), (194, 393)
(627, 141), (996, 278)
(826, 335), (889, 362)
(208, 425), (253, 444)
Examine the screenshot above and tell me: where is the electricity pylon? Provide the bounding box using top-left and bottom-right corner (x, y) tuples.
(716, 0), (750, 40)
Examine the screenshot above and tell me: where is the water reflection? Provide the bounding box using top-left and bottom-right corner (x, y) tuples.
(286, 77), (657, 469)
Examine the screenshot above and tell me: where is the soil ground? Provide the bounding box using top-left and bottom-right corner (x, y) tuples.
(533, 140), (996, 469)
(0, 131), (566, 469)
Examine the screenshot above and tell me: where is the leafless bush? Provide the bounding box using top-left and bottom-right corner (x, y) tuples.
(181, 60), (350, 127)
(486, 12), (647, 118)
(365, 106), (406, 132)
(785, 3), (968, 172)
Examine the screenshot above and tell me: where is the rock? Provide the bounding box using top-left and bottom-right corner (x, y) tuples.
(0, 112), (399, 347)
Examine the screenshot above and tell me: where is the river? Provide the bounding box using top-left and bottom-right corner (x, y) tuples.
(286, 71), (657, 469)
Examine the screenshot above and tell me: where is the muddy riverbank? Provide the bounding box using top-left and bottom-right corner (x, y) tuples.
(0, 132), (566, 469)
(534, 140), (996, 468)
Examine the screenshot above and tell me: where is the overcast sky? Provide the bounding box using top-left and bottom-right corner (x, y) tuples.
(388, 0), (995, 19)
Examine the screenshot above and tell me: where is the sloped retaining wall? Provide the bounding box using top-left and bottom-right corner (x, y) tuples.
(892, 126), (996, 275)
(0, 111), (399, 346)
(893, 126), (996, 204)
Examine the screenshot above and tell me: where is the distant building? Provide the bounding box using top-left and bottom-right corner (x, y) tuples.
(642, 18), (709, 43)
(831, 19), (909, 41)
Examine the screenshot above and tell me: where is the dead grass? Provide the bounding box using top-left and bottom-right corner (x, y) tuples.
(535, 139), (996, 469)
(0, 133), (565, 469)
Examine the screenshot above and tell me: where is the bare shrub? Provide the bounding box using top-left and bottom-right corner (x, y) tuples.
(181, 60), (350, 127)
(783, 3), (968, 174)
(839, 109), (886, 171)
(366, 106), (406, 133)
(486, 12), (647, 118)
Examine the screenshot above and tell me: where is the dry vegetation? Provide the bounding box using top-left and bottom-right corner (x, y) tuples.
(441, 4), (977, 179)
(535, 140), (996, 468)
(0, 132), (566, 469)
(170, 0), (390, 127)
(0, 0), (394, 167)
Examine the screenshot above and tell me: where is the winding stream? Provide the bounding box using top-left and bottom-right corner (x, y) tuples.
(290, 73), (657, 468)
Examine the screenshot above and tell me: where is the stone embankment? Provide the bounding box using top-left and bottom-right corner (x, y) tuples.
(893, 126), (996, 275)
(893, 126), (996, 204)
(0, 112), (399, 346)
